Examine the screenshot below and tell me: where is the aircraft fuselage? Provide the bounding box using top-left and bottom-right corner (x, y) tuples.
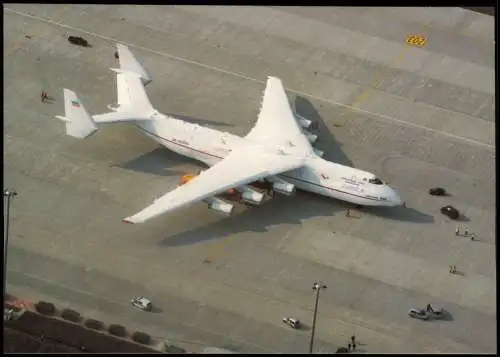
(133, 111), (403, 207)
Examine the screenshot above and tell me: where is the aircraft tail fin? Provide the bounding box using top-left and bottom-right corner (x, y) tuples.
(115, 43), (151, 85)
(55, 89), (98, 139)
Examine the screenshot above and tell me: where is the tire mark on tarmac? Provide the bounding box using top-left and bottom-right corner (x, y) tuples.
(4, 7), (494, 151)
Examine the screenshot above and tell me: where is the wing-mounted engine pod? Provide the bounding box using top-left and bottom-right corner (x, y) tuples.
(295, 113), (312, 129)
(203, 197), (234, 215)
(272, 181), (295, 196)
(267, 176), (295, 196)
(238, 186), (265, 205)
(303, 130), (318, 144)
(313, 148), (324, 157)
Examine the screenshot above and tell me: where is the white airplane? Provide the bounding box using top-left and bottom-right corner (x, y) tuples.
(55, 44), (404, 224)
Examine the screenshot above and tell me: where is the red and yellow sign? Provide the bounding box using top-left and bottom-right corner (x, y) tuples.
(406, 35), (427, 47)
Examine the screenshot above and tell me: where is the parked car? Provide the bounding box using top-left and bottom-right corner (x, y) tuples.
(162, 343), (186, 353)
(429, 187), (447, 196)
(68, 36), (91, 47)
(131, 296), (152, 311)
(282, 317), (301, 329)
(336, 346), (349, 353)
(440, 205), (459, 220)
(408, 308), (429, 320)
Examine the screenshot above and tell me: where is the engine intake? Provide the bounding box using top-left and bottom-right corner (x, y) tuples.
(203, 197), (234, 216)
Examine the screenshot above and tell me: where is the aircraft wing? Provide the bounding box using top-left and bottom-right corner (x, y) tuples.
(246, 76), (313, 153)
(123, 147), (306, 224)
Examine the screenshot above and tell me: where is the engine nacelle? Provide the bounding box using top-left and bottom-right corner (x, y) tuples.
(313, 148), (324, 157)
(203, 197), (234, 216)
(295, 114), (312, 129)
(238, 186), (264, 205)
(272, 181), (295, 196)
(107, 104), (120, 112)
(303, 130), (318, 144)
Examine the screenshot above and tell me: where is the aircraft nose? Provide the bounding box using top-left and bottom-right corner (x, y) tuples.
(388, 188), (404, 206)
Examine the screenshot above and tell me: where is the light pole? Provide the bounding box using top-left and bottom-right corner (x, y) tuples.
(3, 189), (17, 299)
(309, 282), (327, 354)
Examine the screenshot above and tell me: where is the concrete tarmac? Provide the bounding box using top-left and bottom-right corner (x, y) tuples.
(4, 5), (495, 353)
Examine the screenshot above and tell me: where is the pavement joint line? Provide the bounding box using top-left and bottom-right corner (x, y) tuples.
(7, 267), (277, 353)
(4, 7), (494, 152)
(340, 23), (431, 127)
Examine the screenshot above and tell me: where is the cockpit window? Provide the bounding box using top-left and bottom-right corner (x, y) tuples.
(369, 177), (384, 185)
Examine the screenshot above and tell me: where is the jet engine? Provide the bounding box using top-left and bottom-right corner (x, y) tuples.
(238, 186), (265, 205)
(303, 130), (318, 144)
(272, 181), (295, 196)
(295, 113), (312, 129)
(313, 148), (324, 157)
(267, 177), (295, 196)
(203, 197), (234, 216)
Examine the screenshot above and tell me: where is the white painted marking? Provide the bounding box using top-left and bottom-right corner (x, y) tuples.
(5, 7), (495, 152)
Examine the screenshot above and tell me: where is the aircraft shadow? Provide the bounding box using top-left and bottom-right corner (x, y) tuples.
(112, 147), (197, 177)
(161, 194), (433, 247)
(359, 204), (435, 224)
(160, 192), (344, 247)
(164, 112), (234, 128)
(294, 96), (354, 167)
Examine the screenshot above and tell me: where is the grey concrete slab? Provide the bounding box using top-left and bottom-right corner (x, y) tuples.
(179, 6), (494, 95)
(4, 5), (495, 354)
(279, 7), (494, 69)
(458, 11), (495, 43)
(384, 7), (493, 43)
(12, 5), (494, 130)
(5, 255), (271, 354)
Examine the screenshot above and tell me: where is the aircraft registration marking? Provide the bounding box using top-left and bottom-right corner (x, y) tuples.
(172, 138), (189, 146)
(406, 35), (427, 47)
(341, 184), (364, 193)
(342, 177), (362, 185)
